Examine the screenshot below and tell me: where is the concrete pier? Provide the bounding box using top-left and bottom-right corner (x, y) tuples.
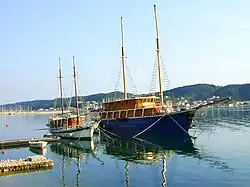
(0, 155), (53, 176)
(0, 137), (60, 149)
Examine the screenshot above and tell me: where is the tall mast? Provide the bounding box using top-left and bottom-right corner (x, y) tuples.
(58, 57), (64, 115)
(154, 4), (164, 107)
(121, 17), (127, 99)
(73, 56), (79, 123)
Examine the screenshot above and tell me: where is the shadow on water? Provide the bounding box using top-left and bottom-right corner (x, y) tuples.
(99, 133), (234, 174)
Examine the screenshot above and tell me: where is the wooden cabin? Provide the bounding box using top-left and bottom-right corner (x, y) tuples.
(103, 96), (158, 111)
(49, 114), (84, 129)
(100, 96), (173, 120)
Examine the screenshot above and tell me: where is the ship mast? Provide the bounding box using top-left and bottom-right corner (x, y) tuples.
(58, 57), (64, 115)
(154, 4), (164, 107)
(121, 17), (127, 99)
(73, 56), (79, 124)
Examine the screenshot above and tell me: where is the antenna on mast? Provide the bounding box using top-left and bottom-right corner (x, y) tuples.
(73, 56), (79, 124)
(153, 4), (164, 107)
(121, 17), (127, 99)
(58, 57), (64, 115)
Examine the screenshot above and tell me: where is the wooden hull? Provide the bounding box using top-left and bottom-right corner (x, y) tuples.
(50, 126), (94, 140)
(99, 109), (195, 140)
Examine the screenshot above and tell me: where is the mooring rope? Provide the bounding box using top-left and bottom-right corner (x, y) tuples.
(98, 127), (115, 141)
(77, 121), (93, 142)
(161, 105), (197, 139)
(132, 115), (165, 139)
(168, 115), (190, 136)
(77, 126), (84, 142)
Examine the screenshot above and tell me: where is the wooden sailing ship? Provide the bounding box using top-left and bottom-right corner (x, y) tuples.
(98, 4), (230, 141)
(47, 56), (94, 140)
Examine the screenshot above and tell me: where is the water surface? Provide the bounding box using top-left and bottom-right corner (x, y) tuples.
(0, 108), (249, 187)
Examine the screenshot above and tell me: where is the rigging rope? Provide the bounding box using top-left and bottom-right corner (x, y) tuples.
(53, 78), (60, 109)
(67, 78), (74, 110)
(160, 56), (171, 98)
(125, 60), (138, 96)
(149, 55), (172, 98)
(113, 62), (122, 101)
(76, 71), (86, 113)
(112, 57), (138, 100)
(149, 59), (158, 94)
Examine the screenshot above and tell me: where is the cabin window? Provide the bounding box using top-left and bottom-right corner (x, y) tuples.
(127, 110), (134, 117)
(108, 112), (113, 119)
(144, 108), (154, 116)
(101, 112), (106, 119)
(135, 109), (143, 117)
(120, 111), (127, 118)
(114, 111), (119, 118)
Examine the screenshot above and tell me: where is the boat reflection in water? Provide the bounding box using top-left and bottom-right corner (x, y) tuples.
(59, 139), (95, 152)
(29, 147), (48, 156)
(44, 134), (233, 187)
(100, 133), (233, 187)
(100, 135), (187, 187)
(50, 139), (95, 159)
(50, 139), (96, 187)
(101, 134), (196, 165)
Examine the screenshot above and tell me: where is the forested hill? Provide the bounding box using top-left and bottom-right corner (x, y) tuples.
(2, 83), (250, 110)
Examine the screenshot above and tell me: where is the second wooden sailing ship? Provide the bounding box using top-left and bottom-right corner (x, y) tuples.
(47, 56), (94, 140)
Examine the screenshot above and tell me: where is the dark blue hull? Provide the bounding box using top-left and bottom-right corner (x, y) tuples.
(99, 109), (196, 140)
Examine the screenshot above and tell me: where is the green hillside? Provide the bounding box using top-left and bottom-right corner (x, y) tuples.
(1, 83), (250, 110)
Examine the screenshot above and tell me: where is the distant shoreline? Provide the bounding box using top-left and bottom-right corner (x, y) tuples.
(0, 110), (65, 116)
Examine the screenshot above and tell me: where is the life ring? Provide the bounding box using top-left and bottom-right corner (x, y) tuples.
(155, 106), (161, 113)
(155, 106), (169, 113)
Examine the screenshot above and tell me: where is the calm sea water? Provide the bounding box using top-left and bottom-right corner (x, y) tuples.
(0, 107), (250, 187)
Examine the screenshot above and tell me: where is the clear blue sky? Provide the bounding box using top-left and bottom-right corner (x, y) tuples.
(1, 0), (250, 104)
